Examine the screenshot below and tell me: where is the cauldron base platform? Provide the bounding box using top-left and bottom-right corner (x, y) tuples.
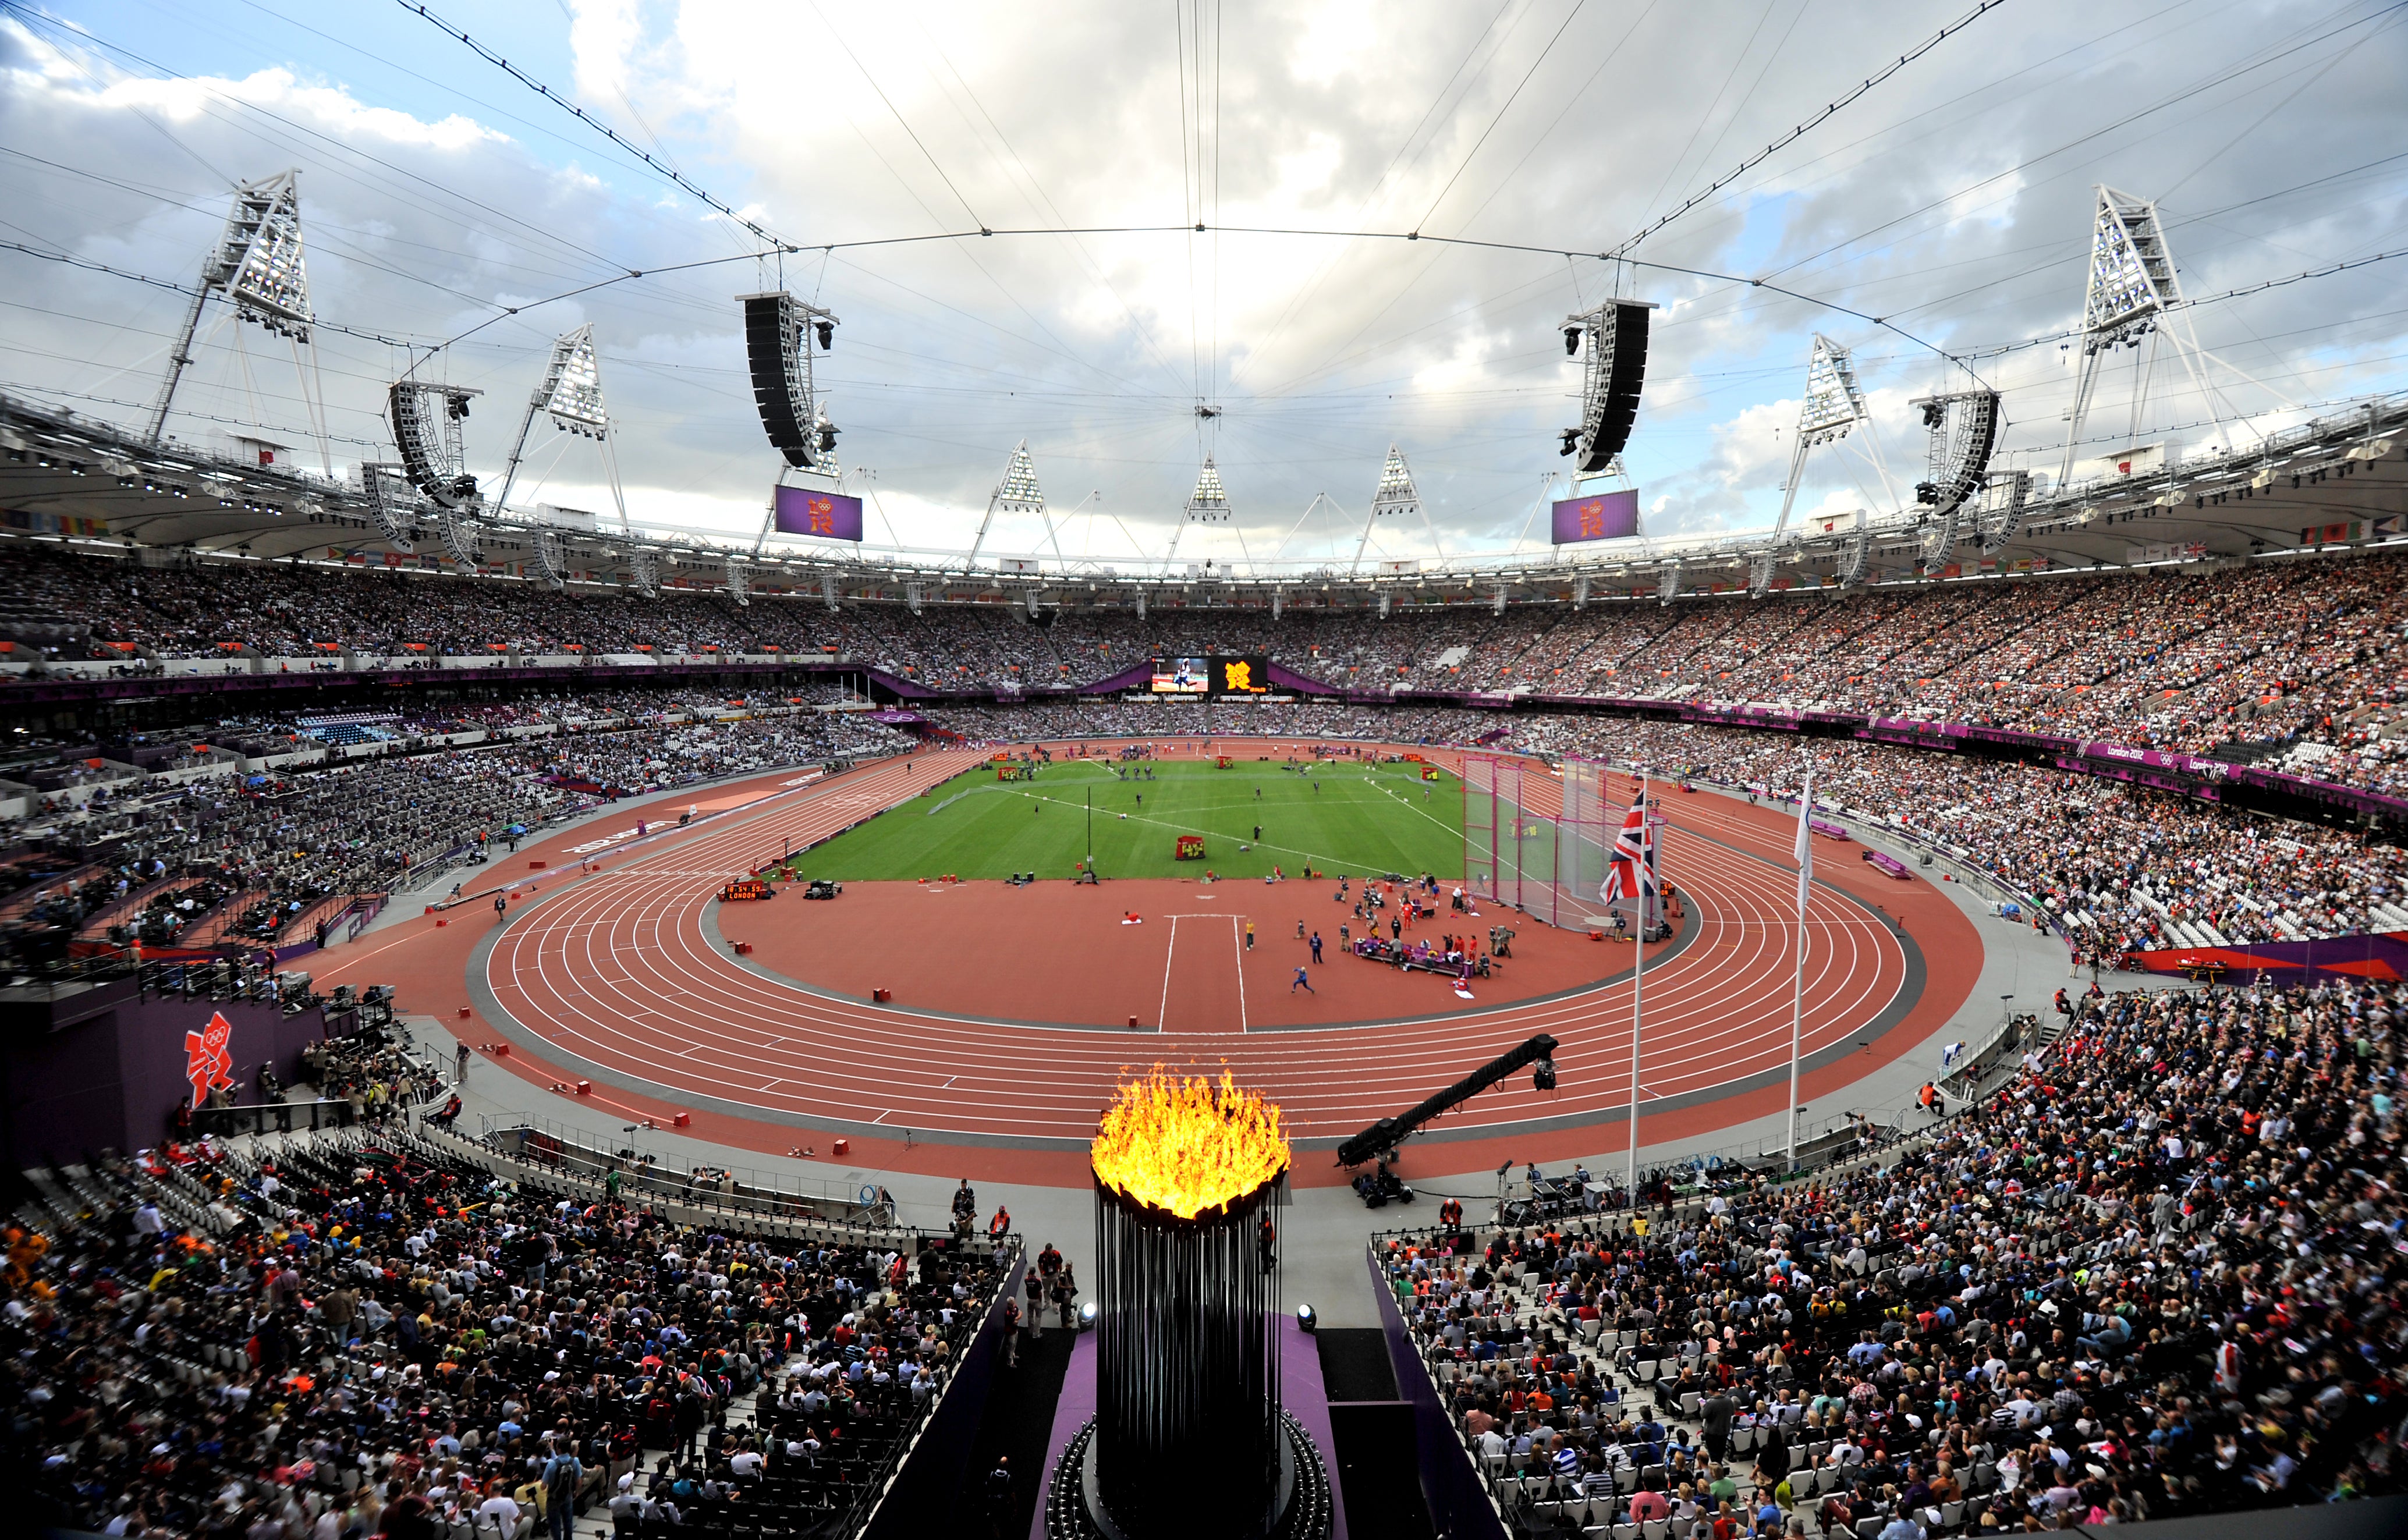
(1041, 1409), (1333, 1540)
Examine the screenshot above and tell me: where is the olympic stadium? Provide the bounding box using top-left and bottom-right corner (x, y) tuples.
(2, 5), (2407, 1539)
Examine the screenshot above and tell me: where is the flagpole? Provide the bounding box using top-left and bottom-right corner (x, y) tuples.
(1786, 768), (1813, 1173)
(1627, 771), (1647, 1200)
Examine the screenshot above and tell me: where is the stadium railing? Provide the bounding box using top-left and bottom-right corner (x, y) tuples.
(474, 1113), (898, 1229)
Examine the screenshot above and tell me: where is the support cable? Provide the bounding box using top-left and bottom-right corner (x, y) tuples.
(1605, 0), (2011, 258)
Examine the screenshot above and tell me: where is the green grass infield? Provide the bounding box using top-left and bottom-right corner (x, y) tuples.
(784, 756), (1467, 882)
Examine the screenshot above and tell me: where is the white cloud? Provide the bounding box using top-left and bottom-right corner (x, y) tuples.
(0, 1), (2402, 558)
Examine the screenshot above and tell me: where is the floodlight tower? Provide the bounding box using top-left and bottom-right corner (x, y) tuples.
(1350, 444), (1423, 574)
(1771, 336), (1876, 542)
(968, 439), (1047, 564)
(1166, 455), (1230, 566)
(494, 325), (630, 530)
(146, 171), (331, 470)
(2051, 185), (2275, 491)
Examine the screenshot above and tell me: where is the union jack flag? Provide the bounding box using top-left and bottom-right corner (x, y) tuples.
(1600, 789), (1655, 905)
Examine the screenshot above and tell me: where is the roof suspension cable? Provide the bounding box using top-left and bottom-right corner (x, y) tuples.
(1605, 0), (2010, 260)
(395, 1), (804, 251)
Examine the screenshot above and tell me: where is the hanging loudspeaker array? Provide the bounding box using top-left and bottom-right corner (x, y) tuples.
(738, 290), (838, 470)
(1559, 299), (1658, 474)
(1747, 549), (1777, 598)
(388, 381), (483, 508)
(1911, 390), (2001, 521)
(1977, 469), (2034, 555)
(438, 506), (480, 572)
(1836, 513), (1872, 590)
(360, 462), (415, 553)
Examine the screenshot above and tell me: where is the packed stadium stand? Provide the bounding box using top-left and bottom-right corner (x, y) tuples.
(3, 538), (2402, 990)
(1373, 970), (2408, 1530)
(6, 1121), (1015, 1539)
(5, 542), (2403, 780)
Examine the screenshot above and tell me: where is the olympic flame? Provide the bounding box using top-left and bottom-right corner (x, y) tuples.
(1091, 1066), (1290, 1219)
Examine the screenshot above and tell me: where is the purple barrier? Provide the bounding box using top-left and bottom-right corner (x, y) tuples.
(1861, 849), (1911, 879)
(0, 980), (335, 1166)
(1368, 1246), (1508, 1540)
(2124, 930), (2408, 985)
(1809, 819), (1851, 840)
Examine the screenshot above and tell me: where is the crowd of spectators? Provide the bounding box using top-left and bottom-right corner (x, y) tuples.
(5, 1129), (1011, 1539)
(1380, 972), (2408, 1534)
(1496, 716), (2408, 956)
(0, 710), (906, 975)
(6, 544), (2403, 787)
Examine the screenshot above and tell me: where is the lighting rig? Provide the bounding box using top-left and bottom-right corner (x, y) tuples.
(1350, 443), (1426, 576)
(495, 325), (630, 531)
(968, 439), (1047, 564)
(146, 172), (327, 473)
(1166, 455), (1232, 565)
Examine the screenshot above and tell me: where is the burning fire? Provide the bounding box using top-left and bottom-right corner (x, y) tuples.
(1091, 1067), (1290, 1218)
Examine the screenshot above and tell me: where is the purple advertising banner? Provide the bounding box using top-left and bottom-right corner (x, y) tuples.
(772, 484), (864, 541)
(1551, 488), (1640, 545)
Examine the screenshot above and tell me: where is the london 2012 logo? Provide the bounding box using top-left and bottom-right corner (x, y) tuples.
(1221, 659), (1254, 693)
(185, 1010), (235, 1108)
(805, 496), (838, 535)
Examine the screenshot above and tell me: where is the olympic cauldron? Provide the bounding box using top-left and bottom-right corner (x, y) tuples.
(1044, 1069), (1332, 1540)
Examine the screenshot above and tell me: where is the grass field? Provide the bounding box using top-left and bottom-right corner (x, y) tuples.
(788, 758), (1467, 881)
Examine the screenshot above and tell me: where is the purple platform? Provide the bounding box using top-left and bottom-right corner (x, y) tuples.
(1029, 1317), (1348, 1540)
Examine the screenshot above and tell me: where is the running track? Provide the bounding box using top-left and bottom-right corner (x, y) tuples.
(310, 741), (1980, 1184)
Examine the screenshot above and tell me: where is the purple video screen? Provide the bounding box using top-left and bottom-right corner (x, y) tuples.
(772, 484), (864, 541)
(1551, 488), (1640, 545)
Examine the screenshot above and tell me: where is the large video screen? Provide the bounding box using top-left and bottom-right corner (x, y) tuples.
(1150, 655), (1210, 694)
(1212, 655), (1271, 695)
(1551, 487), (1640, 545)
(1147, 655), (1273, 695)
(772, 484), (864, 541)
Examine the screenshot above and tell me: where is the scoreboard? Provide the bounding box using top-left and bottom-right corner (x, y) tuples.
(1148, 654), (1272, 696)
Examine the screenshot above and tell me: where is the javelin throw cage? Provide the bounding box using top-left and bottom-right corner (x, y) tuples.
(1462, 752), (1622, 931)
(1049, 1167), (1331, 1540)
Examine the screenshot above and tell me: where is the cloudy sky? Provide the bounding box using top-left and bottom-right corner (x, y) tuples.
(2, 0), (2403, 567)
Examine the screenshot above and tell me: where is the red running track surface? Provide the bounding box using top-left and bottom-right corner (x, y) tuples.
(315, 744), (1980, 1187)
(716, 878), (1648, 1032)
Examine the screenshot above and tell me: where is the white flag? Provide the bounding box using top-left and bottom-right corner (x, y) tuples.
(1793, 768), (1814, 913)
